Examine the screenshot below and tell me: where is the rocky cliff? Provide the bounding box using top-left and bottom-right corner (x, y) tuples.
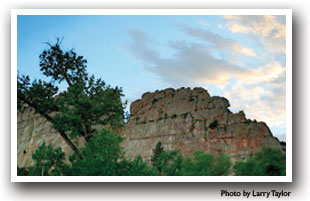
(122, 87), (282, 161)
(17, 87), (283, 167)
(17, 107), (82, 167)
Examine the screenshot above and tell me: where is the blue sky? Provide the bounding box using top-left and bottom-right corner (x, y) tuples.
(17, 15), (286, 141)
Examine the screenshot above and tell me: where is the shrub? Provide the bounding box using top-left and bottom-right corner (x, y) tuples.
(17, 143), (68, 176)
(181, 151), (231, 176)
(234, 147), (286, 176)
(209, 120), (218, 129)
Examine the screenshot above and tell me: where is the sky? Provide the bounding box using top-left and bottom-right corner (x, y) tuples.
(17, 15), (286, 141)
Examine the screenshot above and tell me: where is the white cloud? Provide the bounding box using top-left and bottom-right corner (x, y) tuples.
(222, 15), (286, 54)
(223, 15), (286, 38)
(223, 78), (286, 128)
(128, 31), (257, 86)
(127, 28), (160, 63)
(264, 36), (286, 54)
(198, 20), (209, 26)
(178, 24), (257, 57)
(127, 29), (285, 86)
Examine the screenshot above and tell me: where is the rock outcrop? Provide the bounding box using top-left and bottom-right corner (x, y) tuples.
(17, 107), (80, 167)
(17, 87), (283, 167)
(122, 87), (282, 161)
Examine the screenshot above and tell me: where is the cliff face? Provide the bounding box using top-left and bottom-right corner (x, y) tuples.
(18, 107), (70, 167)
(17, 107), (82, 167)
(122, 87), (282, 161)
(17, 87), (282, 167)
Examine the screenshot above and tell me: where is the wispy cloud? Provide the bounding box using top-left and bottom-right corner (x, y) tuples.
(223, 75), (286, 128)
(177, 23), (257, 57)
(223, 15), (286, 38)
(127, 28), (284, 86)
(222, 15), (286, 54)
(128, 29), (253, 86)
(127, 28), (160, 63)
(198, 19), (209, 26)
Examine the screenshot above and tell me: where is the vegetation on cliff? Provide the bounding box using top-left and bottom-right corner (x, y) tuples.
(18, 137), (285, 176)
(234, 147), (286, 176)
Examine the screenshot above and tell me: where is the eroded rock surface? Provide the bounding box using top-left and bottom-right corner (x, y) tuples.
(17, 107), (81, 167)
(17, 87), (283, 167)
(122, 87), (282, 161)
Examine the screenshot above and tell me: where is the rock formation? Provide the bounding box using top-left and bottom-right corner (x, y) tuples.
(17, 107), (79, 167)
(122, 87), (282, 161)
(17, 87), (283, 167)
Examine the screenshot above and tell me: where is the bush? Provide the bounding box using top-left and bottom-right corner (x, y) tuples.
(62, 128), (157, 176)
(18, 138), (284, 176)
(150, 144), (231, 176)
(156, 150), (184, 176)
(234, 147), (286, 176)
(120, 156), (159, 176)
(181, 151), (231, 176)
(67, 128), (124, 176)
(209, 120), (218, 129)
(17, 143), (68, 176)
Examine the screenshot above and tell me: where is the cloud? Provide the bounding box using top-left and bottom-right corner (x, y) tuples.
(127, 29), (285, 86)
(223, 63), (286, 129)
(222, 15), (286, 54)
(128, 30), (258, 86)
(127, 28), (160, 63)
(223, 78), (286, 128)
(177, 24), (257, 57)
(126, 28), (286, 136)
(264, 36), (286, 54)
(223, 15), (286, 38)
(255, 63), (286, 82)
(198, 20), (209, 26)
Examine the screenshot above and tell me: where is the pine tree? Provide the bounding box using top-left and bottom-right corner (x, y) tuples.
(17, 39), (125, 152)
(151, 141), (164, 172)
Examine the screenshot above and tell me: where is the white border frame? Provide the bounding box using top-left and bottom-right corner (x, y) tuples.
(11, 9), (292, 182)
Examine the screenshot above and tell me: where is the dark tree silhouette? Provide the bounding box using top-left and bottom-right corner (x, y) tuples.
(18, 39), (125, 152)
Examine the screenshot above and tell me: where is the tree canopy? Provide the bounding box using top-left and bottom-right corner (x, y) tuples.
(17, 39), (125, 152)
(234, 147), (286, 176)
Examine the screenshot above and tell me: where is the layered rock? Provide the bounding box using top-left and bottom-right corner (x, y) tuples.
(122, 87), (282, 161)
(17, 107), (80, 167)
(17, 87), (283, 167)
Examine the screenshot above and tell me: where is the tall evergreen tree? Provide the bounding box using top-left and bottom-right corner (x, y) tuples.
(17, 39), (125, 152)
(151, 141), (164, 172)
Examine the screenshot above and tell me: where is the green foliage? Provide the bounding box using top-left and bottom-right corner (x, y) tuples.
(209, 120), (218, 129)
(18, 129), (159, 176)
(150, 143), (231, 176)
(120, 156), (159, 176)
(18, 40), (125, 151)
(67, 128), (124, 176)
(17, 167), (29, 176)
(63, 128), (157, 176)
(212, 154), (232, 176)
(181, 151), (231, 176)
(181, 151), (213, 176)
(19, 141), (286, 176)
(150, 143), (184, 176)
(156, 150), (183, 176)
(234, 147), (286, 176)
(151, 141), (164, 172)
(17, 143), (68, 176)
(39, 40), (88, 85)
